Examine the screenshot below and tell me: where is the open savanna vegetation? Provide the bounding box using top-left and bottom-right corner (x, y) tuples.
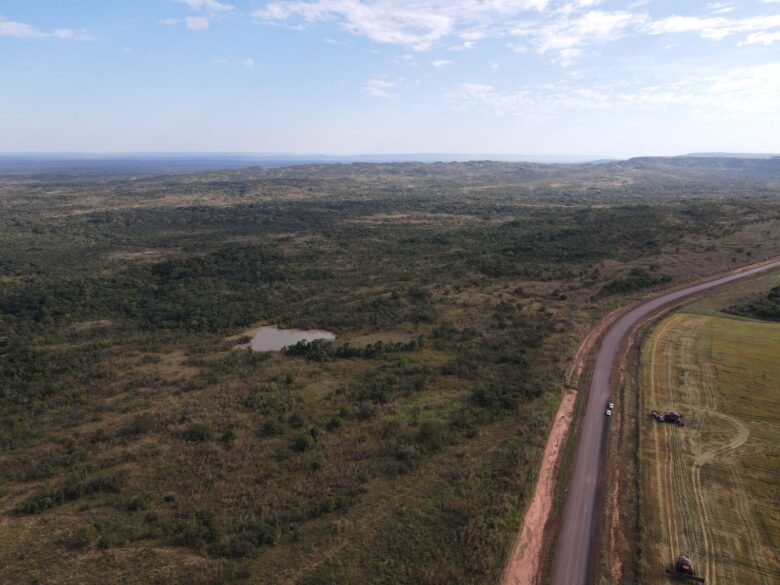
(637, 271), (780, 585)
(1, 158), (780, 584)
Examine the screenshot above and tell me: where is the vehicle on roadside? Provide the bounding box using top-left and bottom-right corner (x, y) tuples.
(605, 409), (612, 416)
(607, 402), (614, 410)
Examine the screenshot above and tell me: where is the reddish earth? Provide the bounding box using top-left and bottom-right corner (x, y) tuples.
(500, 389), (576, 585)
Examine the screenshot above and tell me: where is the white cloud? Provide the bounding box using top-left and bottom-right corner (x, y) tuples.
(257, 2), (641, 63)
(452, 62), (780, 120)
(397, 53), (420, 66)
(179, 0), (234, 12)
(186, 16), (211, 30)
(0, 14), (76, 39)
(363, 78), (397, 98)
(255, 1), (780, 63)
(511, 9), (646, 64)
(739, 30), (780, 46)
(707, 2), (736, 15)
(460, 82), (494, 93)
(559, 0), (605, 15)
(571, 0), (605, 7)
(166, 0), (233, 31)
(507, 6), (780, 63)
(256, 0), (548, 51)
(213, 57), (256, 67)
(556, 47), (582, 65)
(449, 40), (478, 51)
(648, 14), (780, 41)
(431, 58), (453, 67)
(460, 29), (488, 42)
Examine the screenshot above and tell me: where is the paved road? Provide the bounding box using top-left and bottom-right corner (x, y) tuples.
(550, 259), (780, 585)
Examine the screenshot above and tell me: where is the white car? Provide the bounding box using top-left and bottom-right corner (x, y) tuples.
(608, 402), (614, 410)
(605, 409), (612, 416)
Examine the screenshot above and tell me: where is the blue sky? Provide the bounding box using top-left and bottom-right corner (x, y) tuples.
(1, 0), (779, 156)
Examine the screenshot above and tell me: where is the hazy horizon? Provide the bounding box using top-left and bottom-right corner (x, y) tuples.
(0, 151), (618, 159)
(1, 150), (777, 159)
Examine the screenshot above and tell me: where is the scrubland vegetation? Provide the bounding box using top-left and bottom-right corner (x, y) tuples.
(727, 284), (780, 321)
(1, 158), (779, 584)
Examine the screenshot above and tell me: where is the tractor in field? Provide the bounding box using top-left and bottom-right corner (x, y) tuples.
(651, 410), (685, 426)
(665, 553), (704, 582)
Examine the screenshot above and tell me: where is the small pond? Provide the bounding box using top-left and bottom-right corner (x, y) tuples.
(249, 325), (336, 352)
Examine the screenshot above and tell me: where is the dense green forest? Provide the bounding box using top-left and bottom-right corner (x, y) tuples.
(727, 285), (780, 322)
(1, 159), (779, 585)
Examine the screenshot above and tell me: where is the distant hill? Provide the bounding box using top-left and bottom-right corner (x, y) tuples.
(2, 153), (780, 185)
(683, 152), (780, 159)
(0, 152), (614, 178)
(621, 156), (780, 178)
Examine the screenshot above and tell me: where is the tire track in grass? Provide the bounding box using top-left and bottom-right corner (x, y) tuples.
(640, 298), (780, 584)
(668, 321), (698, 577)
(714, 489), (739, 585)
(694, 319), (762, 584)
(649, 313), (773, 585)
(647, 318), (672, 566)
(678, 318), (714, 584)
(666, 351), (687, 560)
(688, 317), (721, 584)
(649, 316), (710, 583)
(705, 407), (767, 583)
(668, 321), (696, 562)
(730, 465), (765, 584)
(652, 317), (682, 566)
(696, 320), (724, 585)
(692, 409), (751, 584)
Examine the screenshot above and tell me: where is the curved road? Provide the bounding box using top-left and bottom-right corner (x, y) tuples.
(551, 258), (780, 585)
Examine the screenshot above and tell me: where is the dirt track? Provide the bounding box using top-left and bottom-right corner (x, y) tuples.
(550, 258), (780, 585)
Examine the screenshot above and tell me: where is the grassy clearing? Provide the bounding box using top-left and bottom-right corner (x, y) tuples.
(639, 308), (780, 584)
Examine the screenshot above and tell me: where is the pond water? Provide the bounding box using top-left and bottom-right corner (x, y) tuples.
(249, 325), (336, 352)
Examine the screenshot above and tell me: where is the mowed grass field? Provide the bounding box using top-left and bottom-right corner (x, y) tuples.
(639, 308), (780, 584)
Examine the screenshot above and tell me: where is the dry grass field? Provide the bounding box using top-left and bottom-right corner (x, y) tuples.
(639, 283), (780, 584)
